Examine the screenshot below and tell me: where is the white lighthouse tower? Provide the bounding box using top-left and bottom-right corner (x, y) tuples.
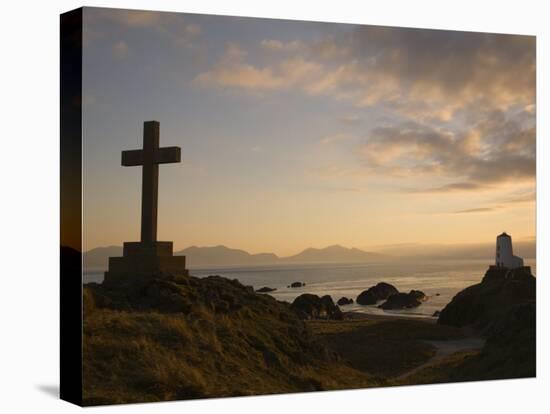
(495, 232), (524, 269)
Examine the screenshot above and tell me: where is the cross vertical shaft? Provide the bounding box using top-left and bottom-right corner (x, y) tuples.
(141, 121), (159, 243)
(121, 120), (181, 246)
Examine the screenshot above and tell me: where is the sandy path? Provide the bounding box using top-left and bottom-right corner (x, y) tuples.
(396, 337), (485, 380)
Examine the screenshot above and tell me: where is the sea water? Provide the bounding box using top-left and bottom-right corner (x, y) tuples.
(84, 258), (536, 319)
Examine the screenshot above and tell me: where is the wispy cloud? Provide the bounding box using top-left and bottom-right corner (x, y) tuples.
(195, 29), (534, 122)
(322, 187), (361, 193)
(408, 182), (484, 194)
(452, 206), (502, 214)
(359, 114), (535, 192)
(500, 191), (536, 204)
(194, 43), (323, 90)
(93, 9), (202, 48)
(448, 190), (535, 215)
(193, 28), (535, 211)
(99, 9), (166, 27)
(261, 39), (303, 52)
(319, 133), (349, 145)
(338, 114), (361, 125)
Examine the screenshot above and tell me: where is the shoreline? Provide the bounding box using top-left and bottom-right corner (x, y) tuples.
(342, 311), (438, 323)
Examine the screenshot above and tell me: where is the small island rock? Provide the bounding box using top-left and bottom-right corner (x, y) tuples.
(409, 290), (428, 301)
(356, 282), (399, 305)
(256, 286), (277, 293)
(378, 290), (427, 310)
(337, 297), (354, 306)
(291, 294), (343, 320)
(289, 282), (305, 288)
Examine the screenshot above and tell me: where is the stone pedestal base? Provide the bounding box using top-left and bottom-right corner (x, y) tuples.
(104, 241), (189, 285)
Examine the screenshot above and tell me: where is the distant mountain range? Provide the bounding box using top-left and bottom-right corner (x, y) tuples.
(280, 245), (381, 264)
(177, 245), (279, 267)
(83, 239), (536, 271)
(83, 244), (382, 270)
(84, 246), (122, 270)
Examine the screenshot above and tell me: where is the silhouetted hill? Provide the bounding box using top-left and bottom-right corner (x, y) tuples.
(175, 245), (279, 266)
(282, 245), (381, 263)
(83, 273), (378, 404)
(438, 266), (535, 329)
(84, 244), (382, 270)
(84, 246), (122, 269)
(436, 266), (535, 380)
(61, 245), (81, 268)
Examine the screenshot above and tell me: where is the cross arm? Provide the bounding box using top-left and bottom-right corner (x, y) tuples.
(156, 146), (181, 164)
(121, 149), (143, 166)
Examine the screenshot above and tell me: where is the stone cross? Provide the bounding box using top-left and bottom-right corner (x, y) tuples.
(121, 121), (181, 244)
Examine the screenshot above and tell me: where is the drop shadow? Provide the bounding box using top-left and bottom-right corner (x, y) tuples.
(36, 384), (59, 399)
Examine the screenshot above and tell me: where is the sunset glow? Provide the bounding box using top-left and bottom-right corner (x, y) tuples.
(82, 8), (535, 256)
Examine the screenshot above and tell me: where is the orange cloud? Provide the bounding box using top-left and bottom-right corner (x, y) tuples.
(97, 9), (166, 27)
(93, 9), (202, 49)
(195, 29), (534, 123)
(261, 39), (303, 52)
(359, 112), (535, 191)
(194, 43), (323, 91)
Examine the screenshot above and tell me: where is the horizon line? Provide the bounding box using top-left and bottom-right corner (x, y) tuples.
(82, 236), (537, 257)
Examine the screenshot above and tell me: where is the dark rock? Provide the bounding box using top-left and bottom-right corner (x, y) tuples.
(337, 297), (354, 306)
(482, 265), (533, 283)
(485, 301), (535, 342)
(290, 282), (305, 288)
(291, 294), (343, 320)
(432, 310), (441, 317)
(409, 290), (428, 301)
(479, 301), (536, 379)
(433, 266), (536, 381)
(356, 282), (399, 305)
(378, 290), (427, 310)
(256, 286), (277, 293)
(438, 266), (535, 329)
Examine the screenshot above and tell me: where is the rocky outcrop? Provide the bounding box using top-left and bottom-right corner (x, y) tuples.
(437, 266), (536, 380)
(289, 281), (306, 288)
(356, 282), (398, 305)
(83, 272), (367, 404)
(378, 290), (427, 310)
(482, 265), (533, 284)
(410, 290), (427, 301)
(438, 266), (535, 329)
(256, 286), (277, 293)
(337, 297), (354, 306)
(291, 294), (343, 320)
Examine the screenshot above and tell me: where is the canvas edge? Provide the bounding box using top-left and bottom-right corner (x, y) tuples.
(60, 7), (83, 407)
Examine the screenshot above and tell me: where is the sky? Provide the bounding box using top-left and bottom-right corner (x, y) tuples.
(82, 7), (536, 256)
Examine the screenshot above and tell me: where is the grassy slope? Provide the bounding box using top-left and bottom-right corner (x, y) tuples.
(83, 274), (380, 405)
(309, 318), (465, 379)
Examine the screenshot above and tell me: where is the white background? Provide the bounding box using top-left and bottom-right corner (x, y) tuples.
(0, 0), (548, 412)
